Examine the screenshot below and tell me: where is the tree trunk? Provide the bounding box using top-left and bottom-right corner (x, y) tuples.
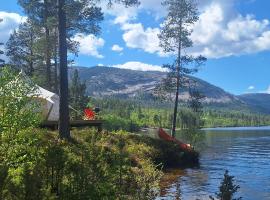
(171, 39), (182, 138)
(45, 28), (51, 89)
(44, 0), (51, 90)
(29, 30), (34, 76)
(58, 0), (70, 139)
(54, 28), (58, 93)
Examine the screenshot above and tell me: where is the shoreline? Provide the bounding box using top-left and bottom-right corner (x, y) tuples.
(202, 125), (270, 131)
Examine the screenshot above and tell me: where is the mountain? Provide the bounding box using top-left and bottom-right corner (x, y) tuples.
(69, 66), (269, 114)
(69, 66), (164, 98)
(238, 93), (270, 114)
(70, 66), (239, 103)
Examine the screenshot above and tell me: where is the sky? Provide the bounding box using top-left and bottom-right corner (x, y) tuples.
(0, 0), (270, 95)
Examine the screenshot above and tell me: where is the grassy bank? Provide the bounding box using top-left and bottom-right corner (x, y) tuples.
(0, 128), (198, 200)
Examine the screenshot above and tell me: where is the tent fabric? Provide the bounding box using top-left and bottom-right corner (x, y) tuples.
(6, 71), (60, 121)
(35, 86), (59, 121)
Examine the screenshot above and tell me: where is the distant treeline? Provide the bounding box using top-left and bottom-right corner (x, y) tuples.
(90, 97), (270, 131)
(203, 109), (270, 128)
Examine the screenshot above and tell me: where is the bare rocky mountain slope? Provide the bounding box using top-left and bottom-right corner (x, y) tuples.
(69, 66), (270, 114)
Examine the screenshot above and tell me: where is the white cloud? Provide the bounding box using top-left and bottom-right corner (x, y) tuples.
(112, 61), (167, 72)
(190, 1), (270, 58)
(248, 86), (255, 90)
(262, 86), (270, 94)
(138, 0), (165, 19)
(0, 12), (26, 61)
(112, 44), (123, 52)
(73, 34), (105, 58)
(0, 12), (26, 43)
(101, 3), (138, 24)
(104, 0), (270, 58)
(258, 85), (270, 94)
(121, 23), (166, 56)
(101, 0), (164, 24)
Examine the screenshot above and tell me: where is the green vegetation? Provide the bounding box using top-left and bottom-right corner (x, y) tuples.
(210, 170), (241, 200)
(0, 67), (41, 132)
(203, 109), (270, 128)
(90, 97), (270, 131)
(0, 127), (160, 199)
(0, 18), (4, 66)
(0, 67), (198, 199)
(0, 126), (200, 199)
(69, 69), (88, 119)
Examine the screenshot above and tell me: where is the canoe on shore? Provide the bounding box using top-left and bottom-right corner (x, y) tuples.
(158, 128), (193, 151)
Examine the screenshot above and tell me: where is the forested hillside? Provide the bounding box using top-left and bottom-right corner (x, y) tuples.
(71, 66), (270, 115)
(89, 97), (270, 131)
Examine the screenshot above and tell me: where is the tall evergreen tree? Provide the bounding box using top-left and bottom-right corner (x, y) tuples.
(18, 0), (139, 138)
(18, 0), (56, 89)
(69, 69), (88, 119)
(0, 18), (5, 66)
(0, 44), (4, 67)
(58, 0), (70, 138)
(158, 0), (206, 137)
(6, 20), (39, 76)
(57, 0), (139, 138)
(188, 88), (205, 114)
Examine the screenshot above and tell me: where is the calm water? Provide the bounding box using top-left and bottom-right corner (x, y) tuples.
(157, 127), (270, 200)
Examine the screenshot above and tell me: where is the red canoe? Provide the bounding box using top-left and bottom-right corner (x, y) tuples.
(158, 128), (192, 151)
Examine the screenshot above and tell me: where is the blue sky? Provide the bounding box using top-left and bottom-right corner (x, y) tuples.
(0, 0), (270, 95)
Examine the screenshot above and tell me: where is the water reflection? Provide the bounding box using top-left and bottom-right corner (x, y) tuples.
(159, 169), (184, 200)
(157, 127), (270, 200)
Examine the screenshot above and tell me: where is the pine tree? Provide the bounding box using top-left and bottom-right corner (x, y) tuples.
(188, 88), (205, 128)
(0, 44), (4, 67)
(16, 0), (139, 138)
(69, 69), (88, 119)
(6, 20), (38, 76)
(18, 0), (55, 89)
(58, 0), (70, 138)
(158, 0), (206, 137)
(57, 0), (139, 138)
(210, 170), (242, 200)
(0, 18), (5, 67)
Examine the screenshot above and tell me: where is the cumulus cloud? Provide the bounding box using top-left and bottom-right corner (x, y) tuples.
(101, 0), (164, 24)
(190, 2), (270, 58)
(104, 0), (270, 58)
(262, 86), (270, 94)
(101, 3), (138, 24)
(121, 23), (165, 55)
(73, 34), (105, 58)
(0, 12), (26, 43)
(0, 12), (26, 61)
(248, 86), (255, 90)
(112, 44), (123, 52)
(137, 0), (165, 19)
(112, 61), (167, 72)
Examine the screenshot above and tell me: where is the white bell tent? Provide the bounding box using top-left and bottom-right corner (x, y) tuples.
(35, 86), (60, 121)
(9, 70), (82, 122)
(12, 70), (60, 121)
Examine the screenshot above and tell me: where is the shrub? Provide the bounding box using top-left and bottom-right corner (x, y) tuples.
(0, 128), (163, 200)
(0, 67), (41, 136)
(210, 170), (242, 200)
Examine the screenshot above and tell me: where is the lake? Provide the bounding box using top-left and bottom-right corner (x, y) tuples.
(157, 127), (270, 200)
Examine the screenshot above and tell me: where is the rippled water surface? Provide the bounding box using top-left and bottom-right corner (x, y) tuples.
(157, 127), (270, 200)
